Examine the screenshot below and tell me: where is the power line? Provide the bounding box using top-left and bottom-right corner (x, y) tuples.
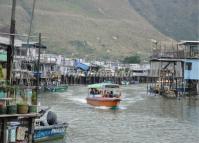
(27, 0), (37, 44)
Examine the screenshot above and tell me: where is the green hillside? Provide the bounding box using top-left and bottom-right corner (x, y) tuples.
(129, 0), (199, 41)
(0, 0), (174, 59)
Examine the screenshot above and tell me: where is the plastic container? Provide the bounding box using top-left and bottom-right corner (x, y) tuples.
(26, 89), (32, 105)
(0, 104), (6, 114)
(0, 90), (6, 98)
(17, 104), (29, 114)
(7, 105), (17, 114)
(7, 122), (20, 143)
(28, 105), (37, 113)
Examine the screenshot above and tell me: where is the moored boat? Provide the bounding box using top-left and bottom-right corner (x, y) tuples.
(86, 83), (122, 107)
(45, 84), (68, 92)
(34, 110), (68, 142)
(121, 80), (130, 85)
(34, 123), (68, 142)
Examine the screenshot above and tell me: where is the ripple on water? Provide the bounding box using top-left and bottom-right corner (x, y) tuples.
(39, 85), (199, 143)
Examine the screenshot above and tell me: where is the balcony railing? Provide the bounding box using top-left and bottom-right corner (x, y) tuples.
(151, 50), (199, 59)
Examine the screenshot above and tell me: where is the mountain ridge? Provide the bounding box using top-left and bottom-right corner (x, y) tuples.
(1, 0), (195, 59)
(128, 0), (199, 41)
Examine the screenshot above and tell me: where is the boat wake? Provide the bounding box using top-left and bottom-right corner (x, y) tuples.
(94, 106), (127, 110)
(122, 96), (143, 103)
(95, 106), (110, 110)
(119, 96), (144, 109)
(117, 106), (127, 110)
(68, 97), (87, 104)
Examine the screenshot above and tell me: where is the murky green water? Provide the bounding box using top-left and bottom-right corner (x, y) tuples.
(38, 84), (199, 143)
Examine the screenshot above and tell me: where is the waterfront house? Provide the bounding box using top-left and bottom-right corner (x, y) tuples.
(0, 36), (47, 85)
(149, 58), (184, 93)
(0, 36), (23, 82)
(149, 40), (199, 96)
(149, 40), (184, 96)
(179, 41), (199, 95)
(40, 53), (58, 79)
(183, 59), (199, 95)
(184, 59), (199, 80)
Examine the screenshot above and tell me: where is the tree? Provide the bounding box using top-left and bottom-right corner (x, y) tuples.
(123, 54), (141, 64)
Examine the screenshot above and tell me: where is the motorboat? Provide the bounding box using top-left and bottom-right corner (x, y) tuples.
(33, 109), (68, 142)
(86, 83), (122, 108)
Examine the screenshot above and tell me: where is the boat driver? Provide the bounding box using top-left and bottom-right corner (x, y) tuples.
(109, 91), (113, 98)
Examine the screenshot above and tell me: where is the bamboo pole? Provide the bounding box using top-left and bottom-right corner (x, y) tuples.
(7, 0), (16, 83)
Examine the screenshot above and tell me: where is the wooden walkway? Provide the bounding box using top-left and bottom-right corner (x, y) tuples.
(0, 113), (39, 143)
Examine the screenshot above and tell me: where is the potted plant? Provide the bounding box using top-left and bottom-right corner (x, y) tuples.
(6, 85), (17, 114)
(29, 89), (37, 113)
(17, 89), (29, 114)
(28, 105), (37, 113)
(17, 102), (29, 114)
(7, 104), (17, 114)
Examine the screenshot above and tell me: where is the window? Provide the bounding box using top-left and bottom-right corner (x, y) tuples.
(185, 62), (192, 70)
(191, 45), (199, 57)
(51, 65), (54, 71)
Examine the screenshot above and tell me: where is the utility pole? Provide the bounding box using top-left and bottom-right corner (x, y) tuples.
(37, 33), (41, 86)
(7, 0), (16, 83)
(27, 0), (36, 57)
(36, 33), (41, 105)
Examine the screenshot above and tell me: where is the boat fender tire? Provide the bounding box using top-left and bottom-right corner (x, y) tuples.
(47, 111), (58, 125)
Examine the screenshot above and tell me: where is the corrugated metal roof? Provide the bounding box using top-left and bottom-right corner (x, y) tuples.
(0, 36), (47, 49)
(178, 41), (199, 45)
(22, 42), (47, 49)
(0, 36), (22, 47)
(150, 58), (184, 62)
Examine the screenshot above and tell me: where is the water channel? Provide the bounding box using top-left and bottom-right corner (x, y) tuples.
(38, 84), (199, 143)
